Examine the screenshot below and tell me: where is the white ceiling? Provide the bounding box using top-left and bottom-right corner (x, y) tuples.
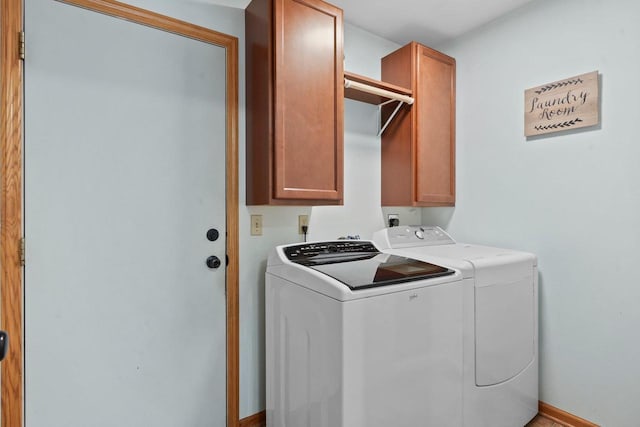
(202, 0), (536, 46)
(331, 0), (536, 45)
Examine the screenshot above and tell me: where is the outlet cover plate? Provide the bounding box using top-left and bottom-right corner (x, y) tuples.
(298, 215), (309, 235)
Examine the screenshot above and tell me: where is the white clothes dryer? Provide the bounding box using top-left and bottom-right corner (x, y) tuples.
(373, 226), (538, 427)
(266, 240), (465, 427)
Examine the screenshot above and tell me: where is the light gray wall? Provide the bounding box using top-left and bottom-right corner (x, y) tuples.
(425, 1), (640, 425)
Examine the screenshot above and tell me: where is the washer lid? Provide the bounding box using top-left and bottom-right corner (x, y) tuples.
(285, 241), (454, 290)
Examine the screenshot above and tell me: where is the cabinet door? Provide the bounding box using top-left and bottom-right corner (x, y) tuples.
(273, 0), (344, 201)
(415, 45), (455, 205)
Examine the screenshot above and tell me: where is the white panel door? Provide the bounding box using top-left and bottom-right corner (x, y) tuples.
(24, 1), (227, 426)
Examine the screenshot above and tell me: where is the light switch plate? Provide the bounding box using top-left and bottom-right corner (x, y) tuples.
(251, 215), (262, 236)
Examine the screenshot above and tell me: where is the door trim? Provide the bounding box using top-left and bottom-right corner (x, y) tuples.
(0, 1), (240, 426)
(1, 0), (25, 426)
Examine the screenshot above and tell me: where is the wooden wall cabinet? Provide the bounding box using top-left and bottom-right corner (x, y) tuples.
(381, 42), (456, 207)
(245, 0), (344, 205)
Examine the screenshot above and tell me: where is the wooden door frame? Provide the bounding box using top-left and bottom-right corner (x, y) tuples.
(0, 1), (240, 426)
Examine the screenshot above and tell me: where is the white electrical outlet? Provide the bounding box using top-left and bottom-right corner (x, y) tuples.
(298, 215), (309, 235)
(251, 215), (262, 236)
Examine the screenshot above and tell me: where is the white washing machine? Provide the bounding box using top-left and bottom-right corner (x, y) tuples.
(373, 226), (538, 427)
(266, 240), (465, 427)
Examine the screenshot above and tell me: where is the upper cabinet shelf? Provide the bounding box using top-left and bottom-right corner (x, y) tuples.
(344, 71), (413, 105)
(344, 71), (414, 135)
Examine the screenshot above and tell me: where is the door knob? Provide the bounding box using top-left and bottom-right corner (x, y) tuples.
(206, 256), (221, 269)
(0, 330), (8, 362)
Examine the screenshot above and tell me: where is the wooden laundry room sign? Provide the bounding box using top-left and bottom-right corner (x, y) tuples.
(524, 71), (599, 136)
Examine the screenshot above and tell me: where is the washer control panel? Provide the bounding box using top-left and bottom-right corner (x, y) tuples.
(283, 241), (378, 261)
(384, 226), (456, 248)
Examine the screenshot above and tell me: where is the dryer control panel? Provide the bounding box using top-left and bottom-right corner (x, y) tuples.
(375, 226), (456, 248)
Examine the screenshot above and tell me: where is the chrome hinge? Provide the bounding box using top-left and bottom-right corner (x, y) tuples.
(19, 238), (25, 266)
(19, 31), (25, 60)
